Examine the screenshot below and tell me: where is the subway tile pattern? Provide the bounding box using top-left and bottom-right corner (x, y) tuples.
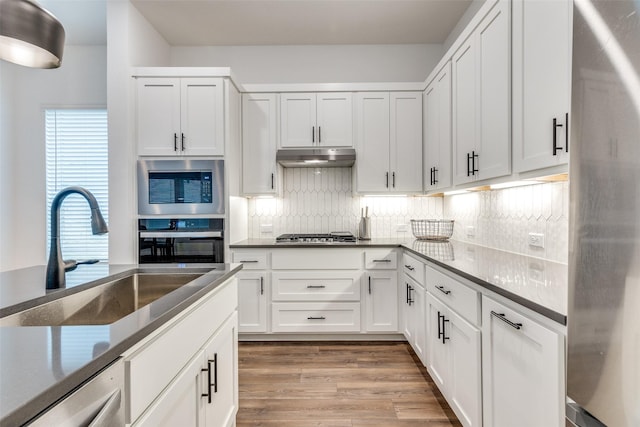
(247, 167), (443, 239)
(246, 168), (568, 263)
(444, 181), (569, 263)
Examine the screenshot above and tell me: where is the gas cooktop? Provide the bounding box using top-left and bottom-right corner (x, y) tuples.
(275, 232), (357, 243)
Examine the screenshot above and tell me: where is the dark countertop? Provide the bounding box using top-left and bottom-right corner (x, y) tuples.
(0, 263), (242, 427)
(231, 238), (568, 325)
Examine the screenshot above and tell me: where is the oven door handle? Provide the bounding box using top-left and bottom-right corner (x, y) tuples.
(139, 231), (222, 238)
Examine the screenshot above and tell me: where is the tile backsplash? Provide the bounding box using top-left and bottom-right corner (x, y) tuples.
(445, 181), (569, 263)
(247, 167), (442, 239)
(246, 168), (568, 263)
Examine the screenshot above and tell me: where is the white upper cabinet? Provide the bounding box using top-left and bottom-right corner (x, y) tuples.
(280, 92), (353, 148)
(355, 92), (422, 193)
(390, 92), (423, 193)
(453, 0), (510, 185)
(424, 61), (453, 192)
(137, 77), (224, 156)
(242, 93), (278, 195)
(512, 0), (572, 173)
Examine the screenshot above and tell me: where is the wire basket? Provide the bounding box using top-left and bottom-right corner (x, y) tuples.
(410, 219), (454, 241)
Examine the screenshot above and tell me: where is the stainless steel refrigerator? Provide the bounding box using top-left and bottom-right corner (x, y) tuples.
(567, 0), (640, 426)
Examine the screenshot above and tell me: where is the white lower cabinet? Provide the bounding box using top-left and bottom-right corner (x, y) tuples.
(272, 302), (361, 332)
(237, 272), (268, 333)
(426, 293), (481, 427)
(126, 278), (238, 427)
(482, 296), (564, 427)
(401, 276), (426, 363)
(364, 270), (398, 332)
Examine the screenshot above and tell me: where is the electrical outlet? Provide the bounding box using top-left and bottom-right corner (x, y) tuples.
(397, 224), (408, 233)
(528, 232), (545, 248)
(260, 224), (273, 234)
(466, 226), (475, 237)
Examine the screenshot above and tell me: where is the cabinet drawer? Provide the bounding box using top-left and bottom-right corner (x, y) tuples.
(272, 271), (361, 301)
(402, 253), (425, 284)
(125, 279), (237, 424)
(231, 251), (268, 270)
(272, 302), (361, 332)
(365, 249), (398, 269)
(425, 265), (480, 326)
(271, 249), (361, 270)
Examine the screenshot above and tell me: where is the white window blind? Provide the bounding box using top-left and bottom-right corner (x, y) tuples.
(46, 109), (109, 261)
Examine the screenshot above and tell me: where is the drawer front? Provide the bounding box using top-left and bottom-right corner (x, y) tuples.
(402, 253), (425, 285)
(126, 278), (237, 424)
(425, 265), (480, 326)
(365, 249), (398, 269)
(271, 248), (361, 270)
(231, 251), (268, 270)
(272, 271), (361, 301)
(272, 302), (361, 332)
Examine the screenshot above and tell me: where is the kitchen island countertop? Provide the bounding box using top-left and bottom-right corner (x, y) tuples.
(0, 262), (242, 427)
(231, 238), (567, 325)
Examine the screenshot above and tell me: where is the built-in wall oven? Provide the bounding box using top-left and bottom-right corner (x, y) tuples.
(138, 218), (224, 264)
(137, 159), (224, 216)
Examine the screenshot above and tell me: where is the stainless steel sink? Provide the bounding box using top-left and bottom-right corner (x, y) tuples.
(0, 273), (203, 327)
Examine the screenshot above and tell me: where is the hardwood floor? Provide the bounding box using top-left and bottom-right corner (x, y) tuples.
(237, 342), (462, 426)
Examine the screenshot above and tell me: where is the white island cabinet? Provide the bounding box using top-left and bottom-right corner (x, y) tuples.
(125, 277), (238, 427)
(136, 77), (224, 156)
(482, 295), (564, 427)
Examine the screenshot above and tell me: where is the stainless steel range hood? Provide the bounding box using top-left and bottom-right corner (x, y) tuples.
(276, 148), (356, 168)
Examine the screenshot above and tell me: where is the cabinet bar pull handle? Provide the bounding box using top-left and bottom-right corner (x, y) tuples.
(406, 283), (409, 304)
(467, 152), (472, 176)
(260, 276), (264, 295)
(392, 172), (396, 188)
(307, 316), (326, 320)
(271, 173), (275, 189)
(565, 112), (569, 152)
(212, 354), (218, 394)
(491, 311), (523, 330)
(238, 260), (258, 263)
(437, 311), (444, 340)
(435, 285), (451, 295)
(312, 126), (315, 143)
(408, 285), (414, 306)
(174, 133), (178, 151)
(181, 133), (185, 151)
(201, 360), (212, 403)
(472, 151), (478, 175)
(404, 264), (415, 271)
(433, 167), (438, 184)
(373, 259), (391, 263)
(368, 276), (372, 294)
(553, 118), (563, 155)
(319, 126), (321, 143)
(386, 172), (389, 188)
(307, 285), (326, 289)
(442, 318), (450, 344)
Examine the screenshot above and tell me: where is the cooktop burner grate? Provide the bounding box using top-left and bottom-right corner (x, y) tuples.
(276, 232), (357, 243)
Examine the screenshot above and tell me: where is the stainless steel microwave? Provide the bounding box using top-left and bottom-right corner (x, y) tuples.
(137, 159), (224, 215)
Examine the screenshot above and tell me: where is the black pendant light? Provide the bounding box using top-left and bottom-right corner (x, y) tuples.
(0, 0), (65, 68)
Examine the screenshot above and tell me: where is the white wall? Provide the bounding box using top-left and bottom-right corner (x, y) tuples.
(442, 0), (487, 52)
(107, 1), (171, 264)
(171, 44), (443, 83)
(0, 46), (107, 271)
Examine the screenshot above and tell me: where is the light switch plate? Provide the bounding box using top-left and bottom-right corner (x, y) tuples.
(260, 224), (273, 234)
(466, 226), (475, 237)
(396, 224), (408, 233)
(528, 232), (545, 248)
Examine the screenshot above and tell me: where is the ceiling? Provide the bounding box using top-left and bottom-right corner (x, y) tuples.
(39, 0), (472, 47)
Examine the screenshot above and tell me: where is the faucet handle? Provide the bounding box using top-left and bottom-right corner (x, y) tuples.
(63, 259), (78, 272)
